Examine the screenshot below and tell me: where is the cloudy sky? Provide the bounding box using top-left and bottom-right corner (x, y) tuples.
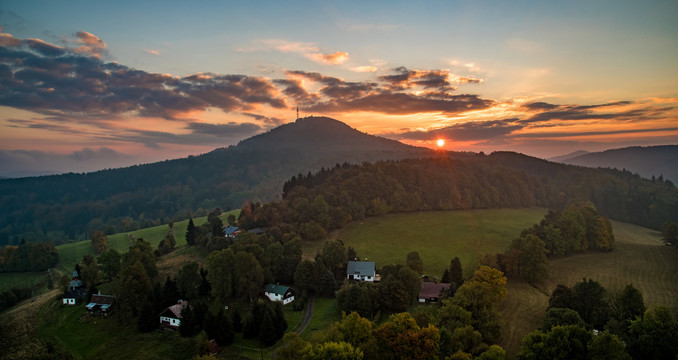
(1, 0), (677, 176)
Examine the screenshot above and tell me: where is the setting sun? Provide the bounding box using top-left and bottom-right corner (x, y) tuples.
(436, 139), (445, 147)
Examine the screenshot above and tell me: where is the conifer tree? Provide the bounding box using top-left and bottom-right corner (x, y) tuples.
(186, 218), (197, 246)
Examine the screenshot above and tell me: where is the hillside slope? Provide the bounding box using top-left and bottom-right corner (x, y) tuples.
(0, 117), (434, 245)
(553, 145), (678, 183)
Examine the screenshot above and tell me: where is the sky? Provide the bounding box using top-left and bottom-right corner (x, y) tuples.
(1, 0), (677, 177)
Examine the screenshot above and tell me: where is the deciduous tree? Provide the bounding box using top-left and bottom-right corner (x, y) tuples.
(90, 230), (107, 254)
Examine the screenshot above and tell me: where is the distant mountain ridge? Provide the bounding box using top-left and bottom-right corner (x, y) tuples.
(551, 145), (678, 183)
(0, 117), (434, 245)
(548, 150), (590, 163)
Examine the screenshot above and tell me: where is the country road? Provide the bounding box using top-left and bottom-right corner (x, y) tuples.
(295, 296), (315, 335)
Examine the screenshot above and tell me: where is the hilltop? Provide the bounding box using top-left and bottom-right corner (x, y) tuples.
(0, 117), (434, 246)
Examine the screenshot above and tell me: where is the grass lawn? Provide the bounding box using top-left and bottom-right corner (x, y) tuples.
(300, 297), (342, 341)
(337, 208), (547, 278)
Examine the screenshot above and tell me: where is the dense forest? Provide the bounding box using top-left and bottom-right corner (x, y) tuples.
(0, 117), (433, 246)
(239, 154), (678, 241)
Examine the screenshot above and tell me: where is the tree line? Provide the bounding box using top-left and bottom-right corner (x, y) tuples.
(0, 240), (58, 272)
(518, 278), (678, 360)
(238, 155), (676, 244)
(473, 202), (615, 285)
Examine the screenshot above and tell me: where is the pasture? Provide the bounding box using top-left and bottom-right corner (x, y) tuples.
(337, 208), (547, 278)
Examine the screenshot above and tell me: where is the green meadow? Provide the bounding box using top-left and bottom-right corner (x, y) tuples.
(55, 211), (238, 274)
(337, 208), (547, 278)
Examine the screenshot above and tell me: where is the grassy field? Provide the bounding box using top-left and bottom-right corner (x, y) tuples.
(0, 271), (48, 292)
(336, 208), (547, 278)
(55, 211), (238, 274)
(498, 220), (678, 356)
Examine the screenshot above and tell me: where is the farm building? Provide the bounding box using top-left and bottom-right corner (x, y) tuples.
(418, 282), (451, 303)
(263, 284), (295, 305)
(346, 261), (379, 282)
(86, 294), (115, 315)
(160, 300), (189, 329)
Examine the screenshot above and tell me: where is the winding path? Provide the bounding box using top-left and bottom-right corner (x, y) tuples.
(295, 296), (315, 335)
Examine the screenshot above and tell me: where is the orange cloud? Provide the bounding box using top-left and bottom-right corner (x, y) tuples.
(306, 51), (349, 65)
(350, 65), (378, 73)
(64, 31), (108, 59)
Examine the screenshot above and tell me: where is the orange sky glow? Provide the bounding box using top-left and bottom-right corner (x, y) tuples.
(0, 1), (677, 176)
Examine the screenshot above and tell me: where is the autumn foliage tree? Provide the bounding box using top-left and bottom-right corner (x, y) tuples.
(90, 230), (107, 254)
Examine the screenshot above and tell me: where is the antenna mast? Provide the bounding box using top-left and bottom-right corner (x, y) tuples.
(296, 106), (299, 120)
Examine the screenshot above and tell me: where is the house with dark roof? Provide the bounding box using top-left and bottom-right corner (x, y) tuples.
(63, 288), (87, 305)
(86, 294), (115, 315)
(263, 284), (295, 305)
(346, 261), (379, 282)
(418, 282), (451, 303)
(160, 300), (189, 329)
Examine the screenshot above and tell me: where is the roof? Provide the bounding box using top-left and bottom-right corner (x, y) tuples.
(223, 225), (239, 235)
(69, 279), (83, 288)
(63, 288), (87, 299)
(347, 261), (375, 276)
(166, 300), (189, 318)
(419, 282), (451, 299)
(264, 284), (292, 296)
(89, 294), (115, 305)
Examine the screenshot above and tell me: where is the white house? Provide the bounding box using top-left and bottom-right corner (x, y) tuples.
(346, 261), (379, 282)
(263, 284), (295, 305)
(160, 300), (188, 329)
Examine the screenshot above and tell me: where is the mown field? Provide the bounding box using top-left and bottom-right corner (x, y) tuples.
(337, 208), (547, 278)
(499, 220), (678, 356)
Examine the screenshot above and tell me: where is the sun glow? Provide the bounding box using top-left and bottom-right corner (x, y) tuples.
(436, 139), (445, 147)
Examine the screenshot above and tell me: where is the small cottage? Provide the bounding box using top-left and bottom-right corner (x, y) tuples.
(160, 300), (189, 329)
(418, 282), (451, 303)
(347, 261), (379, 282)
(86, 294), (115, 314)
(263, 284), (295, 305)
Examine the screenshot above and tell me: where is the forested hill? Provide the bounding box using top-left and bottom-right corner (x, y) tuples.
(552, 145), (678, 183)
(254, 153), (677, 240)
(0, 117), (434, 246)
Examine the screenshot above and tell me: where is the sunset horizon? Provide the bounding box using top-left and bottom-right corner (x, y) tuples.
(1, 1), (677, 176)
